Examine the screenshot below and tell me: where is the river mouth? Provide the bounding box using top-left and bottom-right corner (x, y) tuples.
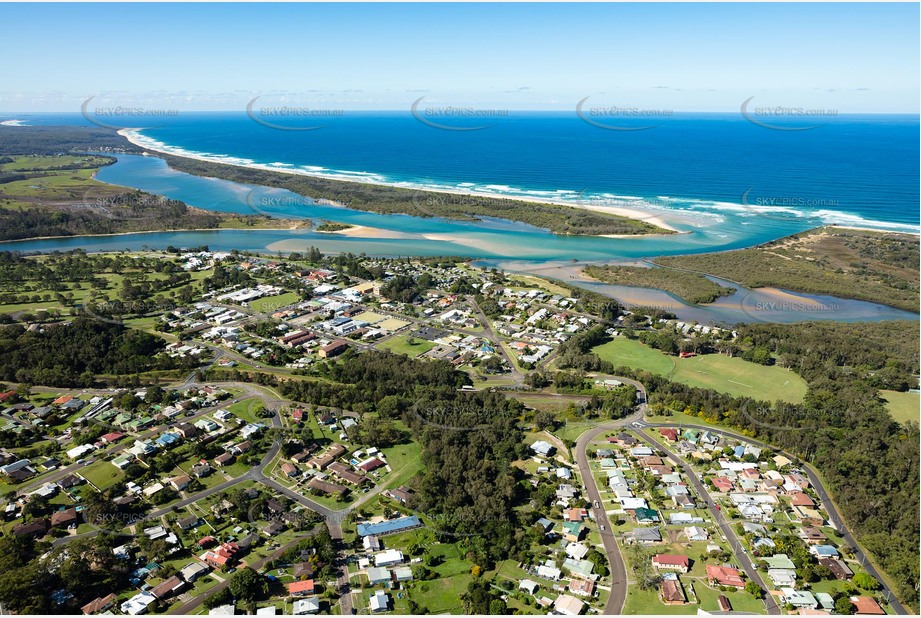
(0, 153), (916, 324)
(480, 260), (919, 325)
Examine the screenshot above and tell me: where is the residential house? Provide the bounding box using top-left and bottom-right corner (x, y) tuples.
(625, 527), (662, 545)
(292, 598), (320, 615)
(553, 594), (585, 616)
(50, 507), (79, 528)
(660, 576), (687, 605)
(13, 518), (49, 538)
(369, 590), (390, 613)
(818, 558), (853, 580)
(850, 596), (885, 615)
(374, 549), (404, 567)
(180, 562), (209, 583)
(652, 554), (690, 573)
(782, 589), (818, 610)
(287, 580), (315, 596)
(769, 568), (798, 588)
(706, 565), (745, 589)
(530, 440), (556, 457)
(202, 542), (239, 568)
(81, 593), (117, 615)
(569, 578), (595, 597)
(366, 567), (391, 586)
(151, 576), (186, 600)
(214, 452), (235, 467)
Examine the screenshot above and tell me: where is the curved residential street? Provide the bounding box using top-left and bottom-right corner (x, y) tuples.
(571, 377), (903, 616)
(572, 375), (647, 615)
(11, 366), (904, 616)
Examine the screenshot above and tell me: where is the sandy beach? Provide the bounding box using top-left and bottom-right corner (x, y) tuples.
(323, 225), (419, 240)
(118, 128), (680, 233)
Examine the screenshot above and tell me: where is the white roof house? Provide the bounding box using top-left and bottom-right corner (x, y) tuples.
(565, 542), (590, 560)
(292, 598), (320, 615)
(374, 549), (404, 567)
(537, 562), (562, 581)
(121, 592), (157, 615)
(369, 590), (390, 613)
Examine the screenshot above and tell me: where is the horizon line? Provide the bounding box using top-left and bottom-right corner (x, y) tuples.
(4, 110), (920, 116)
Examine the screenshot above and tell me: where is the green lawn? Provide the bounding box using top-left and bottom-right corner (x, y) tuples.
(407, 572), (471, 614)
(226, 397), (265, 424)
(622, 579), (765, 615)
(377, 335), (436, 358)
(594, 337), (808, 403)
(880, 390), (919, 425)
(79, 461), (125, 490)
(249, 292), (300, 312)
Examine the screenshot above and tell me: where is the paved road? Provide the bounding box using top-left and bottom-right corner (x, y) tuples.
(650, 421), (908, 615)
(632, 428), (780, 615)
(13, 398), (239, 497)
(167, 532), (319, 615)
(572, 375), (648, 616)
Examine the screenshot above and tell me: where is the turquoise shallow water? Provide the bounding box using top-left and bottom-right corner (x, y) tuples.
(13, 153), (823, 260)
(0, 154), (915, 324)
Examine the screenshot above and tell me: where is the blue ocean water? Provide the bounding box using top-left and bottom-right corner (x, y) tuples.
(1, 112), (917, 323)
(3, 112), (919, 232)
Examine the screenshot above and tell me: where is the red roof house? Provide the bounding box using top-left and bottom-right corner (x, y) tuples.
(287, 579), (315, 596)
(659, 428), (679, 442)
(706, 564), (745, 588)
(850, 597), (885, 615)
(651, 554), (690, 573)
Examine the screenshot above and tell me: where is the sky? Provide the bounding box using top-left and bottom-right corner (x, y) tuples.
(1, 2), (918, 113)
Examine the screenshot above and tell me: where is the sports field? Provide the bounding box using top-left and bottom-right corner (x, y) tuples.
(880, 390), (920, 425)
(249, 292), (300, 312)
(377, 335), (436, 357)
(593, 337), (808, 403)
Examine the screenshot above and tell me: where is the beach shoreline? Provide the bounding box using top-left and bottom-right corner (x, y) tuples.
(117, 128), (681, 234)
(0, 224), (305, 245)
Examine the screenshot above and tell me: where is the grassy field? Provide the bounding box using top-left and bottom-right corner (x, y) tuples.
(377, 335), (436, 358)
(880, 390), (920, 425)
(506, 274), (572, 297)
(226, 397), (266, 424)
(249, 292), (300, 312)
(621, 576), (765, 614)
(79, 461), (125, 490)
(594, 337), (808, 403)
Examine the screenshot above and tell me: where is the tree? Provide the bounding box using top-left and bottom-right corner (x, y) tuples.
(489, 599), (508, 614)
(745, 580), (763, 598)
(853, 572), (881, 591)
(834, 596), (856, 615)
(533, 410), (557, 431)
(482, 355), (504, 374)
(228, 567), (267, 601)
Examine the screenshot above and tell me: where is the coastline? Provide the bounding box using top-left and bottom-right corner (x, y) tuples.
(0, 225), (305, 245)
(117, 128), (682, 234)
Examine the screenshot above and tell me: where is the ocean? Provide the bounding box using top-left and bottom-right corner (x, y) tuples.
(3, 111), (919, 234)
(1, 112), (917, 323)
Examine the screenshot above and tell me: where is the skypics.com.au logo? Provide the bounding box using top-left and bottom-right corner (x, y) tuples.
(740, 97), (837, 131)
(78, 187), (171, 222)
(411, 97), (508, 131)
(81, 96), (178, 130)
(576, 97), (672, 131)
(246, 96), (343, 131)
